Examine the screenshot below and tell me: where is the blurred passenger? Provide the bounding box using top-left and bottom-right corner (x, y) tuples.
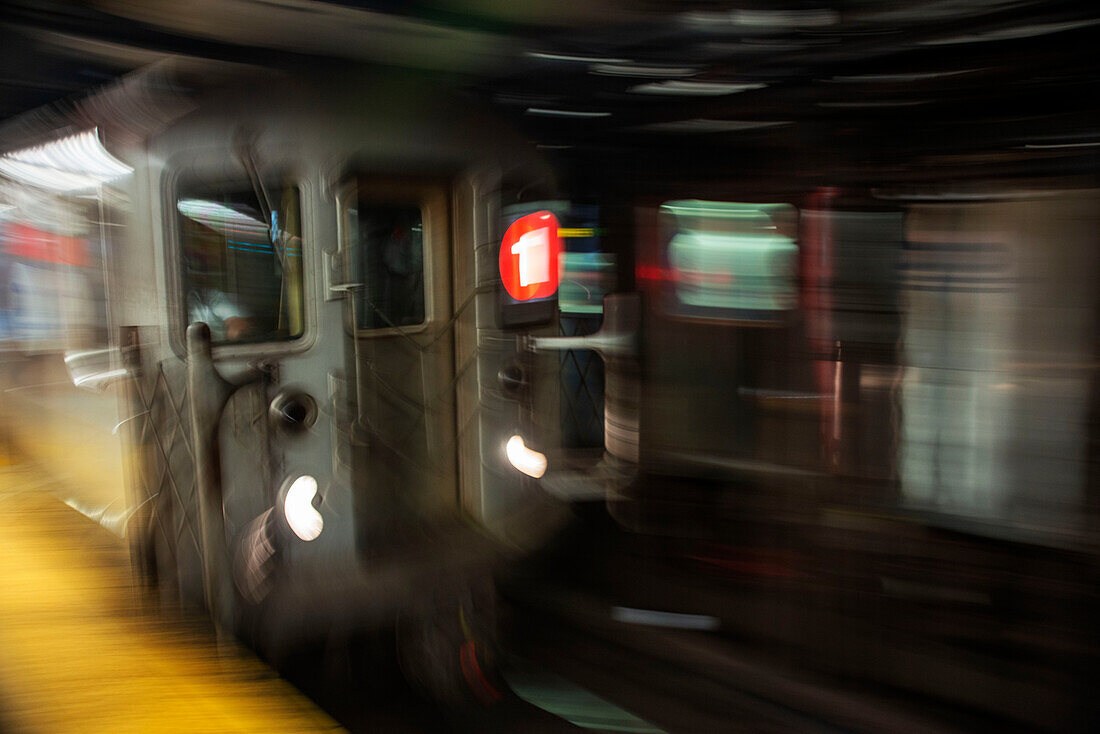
(186, 286), (255, 342)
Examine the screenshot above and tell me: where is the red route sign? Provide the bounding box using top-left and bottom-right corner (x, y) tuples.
(498, 211), (562, 301)
(2, 222), (89, 267)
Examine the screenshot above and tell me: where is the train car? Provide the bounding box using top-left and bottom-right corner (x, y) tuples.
(505, 169), (1100, 730)
(0, 59), (580, 705)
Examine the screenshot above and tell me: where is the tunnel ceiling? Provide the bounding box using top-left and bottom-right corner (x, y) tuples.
(1, 0), (1098, 183)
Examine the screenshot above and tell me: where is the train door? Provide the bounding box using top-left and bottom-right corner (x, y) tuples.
(335, 176), (457, 559)
(147, 169), (461, 617)
(125, 171), (346, 627)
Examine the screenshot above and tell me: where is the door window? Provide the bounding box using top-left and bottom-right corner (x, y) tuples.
(346, 203), (426, 331)
(176, 184), (304, 344)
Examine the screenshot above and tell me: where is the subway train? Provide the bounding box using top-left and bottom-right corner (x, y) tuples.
(0, 61), (571, 706)
(0, 59), (1097, 729)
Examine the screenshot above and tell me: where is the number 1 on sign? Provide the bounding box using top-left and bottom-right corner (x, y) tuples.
(499, 210), (562, 301)
(512, 228), (550, 287)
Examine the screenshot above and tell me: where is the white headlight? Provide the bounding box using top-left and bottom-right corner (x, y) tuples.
(283, 475), (323, 541)
(506, 435), (547, 479)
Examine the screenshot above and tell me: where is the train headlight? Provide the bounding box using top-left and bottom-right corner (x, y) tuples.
(282, 474), (323, 541)
(506, 435), (547, 479)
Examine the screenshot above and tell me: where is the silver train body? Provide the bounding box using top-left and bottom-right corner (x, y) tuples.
(0, 62), (567, 663)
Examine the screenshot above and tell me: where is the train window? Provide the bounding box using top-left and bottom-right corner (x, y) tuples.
(659, 200), (798, 322)
(176, 184), (304, 345)
(346, 203), (425, 331)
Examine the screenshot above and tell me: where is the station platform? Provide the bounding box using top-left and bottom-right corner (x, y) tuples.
(0, 462), (344, 734)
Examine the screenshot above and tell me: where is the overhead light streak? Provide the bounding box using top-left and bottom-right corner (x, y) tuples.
(590, 64), (697, 78)
(682, 9), (838, 30)
(636, 119), (792, 134)
(526, 108), (611, 118)
(921, 18), (1100, 45)
(1022, 141), (1100, 149)
(631, 81), (766, 96)
(0, 129), (132, 192)
(526, 51), (631, 64)
(825, 69), (978, 83)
